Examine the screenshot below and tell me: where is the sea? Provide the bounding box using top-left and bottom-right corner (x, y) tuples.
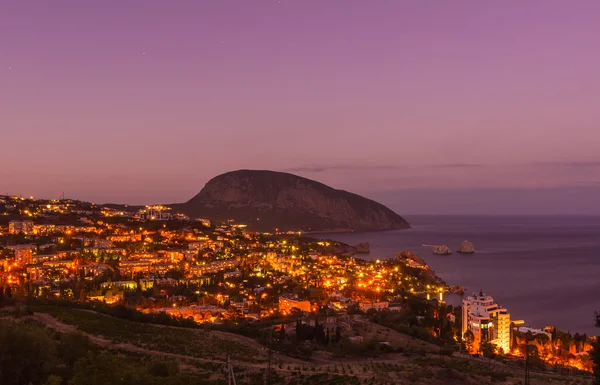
(318, 215), (600, 336)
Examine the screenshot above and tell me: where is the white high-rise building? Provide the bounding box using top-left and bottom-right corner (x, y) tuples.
(462, 291), (511, 354)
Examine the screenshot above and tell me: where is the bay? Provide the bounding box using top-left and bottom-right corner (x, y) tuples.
(318, 215), (600, 336)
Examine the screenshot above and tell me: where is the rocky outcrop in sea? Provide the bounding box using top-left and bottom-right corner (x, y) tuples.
(432, 245), (452, 255)
(457, 240), (475, 254)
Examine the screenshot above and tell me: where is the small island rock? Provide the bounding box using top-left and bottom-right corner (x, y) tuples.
(432, 245), (452, 255)
(457, 240), (475, 254)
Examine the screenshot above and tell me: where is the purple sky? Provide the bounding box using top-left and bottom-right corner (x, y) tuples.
(2, 1), (599, 214)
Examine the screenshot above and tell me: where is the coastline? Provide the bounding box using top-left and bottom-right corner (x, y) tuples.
(317, 215), (600, 336)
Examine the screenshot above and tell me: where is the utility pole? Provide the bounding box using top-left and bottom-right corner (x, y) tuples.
(226, 355), (236, 385)
(524, 345), (530, 385)
(266, 329), (273, 385)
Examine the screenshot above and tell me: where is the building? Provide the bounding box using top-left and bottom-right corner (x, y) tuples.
(101, 281), (137, 290)
(78, 263), (112, 277)
(27, 266), (46, 281)
(9, 220), (34, 235)
(188, 241), (210, 250)
(279, 295), (311, 313)
(359, 301), (389, 312)
(462, 291), (511, 354)
(118, 260), (153, 275)
(514, 326), (552, 340)
(15, 248), (33, 266)
(94, 239), (114, 248)
(136, 205), (172, 221)
(197, 218), (211, 227)
(43, 260), (75, 269)
(158, 250), (185, 263)
(190, 259), (240, 275)
(31, 254), (59, 264)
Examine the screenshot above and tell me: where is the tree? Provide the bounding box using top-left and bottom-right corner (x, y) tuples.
(79, 287), (87, 302)
(58, 332), (95, 366)
(71, 352), (147, 385)
(0, 286), (4, 307)
(439, 320), (454, 343)
(480, 340), (496, 358)
(279, 324), (286, 341)
(0, 320), (58, 385)
(335, 326), (341, 343)
(147, 359), (180, 377)
(314, 322), (326, 344)
(5, 286), (12, 299)
(43, 375), (63, 385)
(521, 343), (545, 371)
(592, 311), (600, 385)
(463, 330), (474, 353)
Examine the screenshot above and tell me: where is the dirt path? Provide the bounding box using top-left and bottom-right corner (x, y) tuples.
(13, 312), (592, 384)
(77, 308), (308, 366)
(30, 312), (374, 379)
(32, 312), (265, 368)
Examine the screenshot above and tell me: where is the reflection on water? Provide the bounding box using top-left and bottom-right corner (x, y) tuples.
(317, 215), (600, 335)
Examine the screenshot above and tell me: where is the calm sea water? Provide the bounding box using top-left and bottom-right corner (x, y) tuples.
(319, 216), (600, 336)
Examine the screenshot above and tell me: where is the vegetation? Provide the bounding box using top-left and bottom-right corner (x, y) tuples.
(593, 311), (600, 385)
(0, 318), (206, 385)
(1, 305), (593, 385)
(27, 297), (199, 328)
(367, 301), (457, 347)
(28, 304), (261, 362)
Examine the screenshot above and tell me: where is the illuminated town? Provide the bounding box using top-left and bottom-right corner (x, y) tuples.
(0, 195), (595, 375)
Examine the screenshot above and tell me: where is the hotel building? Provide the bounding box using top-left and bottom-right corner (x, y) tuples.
(462, 291), (511, 353)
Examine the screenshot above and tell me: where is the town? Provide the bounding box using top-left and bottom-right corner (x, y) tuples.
(0, 196), (447, 320)
(0, 195), (595, 379)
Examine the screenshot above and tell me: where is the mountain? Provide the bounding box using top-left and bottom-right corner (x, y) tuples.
(174, 170), (410, 232)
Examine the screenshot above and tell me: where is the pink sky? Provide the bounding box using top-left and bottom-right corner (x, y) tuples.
(1, 1), (599, 213)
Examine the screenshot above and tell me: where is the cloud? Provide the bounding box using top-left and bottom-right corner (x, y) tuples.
(426, 163), (485, 169)
(281, 159), (600, 193)
(372, 185), (600, 215)
(551, 161), (600, 168)
(281, 164), (402, 173)
(282, 163), (485, 173)
(524, 160), (600, 169)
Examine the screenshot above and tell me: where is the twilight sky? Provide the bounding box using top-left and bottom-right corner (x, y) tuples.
(1, 1), (600, 214)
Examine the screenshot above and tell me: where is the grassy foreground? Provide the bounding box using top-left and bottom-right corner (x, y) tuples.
(1, 305), (594, 385)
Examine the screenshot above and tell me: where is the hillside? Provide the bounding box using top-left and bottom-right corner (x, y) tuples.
(2, 305), (590, 385)
(173, 170), (410, 232)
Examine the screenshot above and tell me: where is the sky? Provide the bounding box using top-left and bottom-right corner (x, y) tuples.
(1, 1), (599, 214)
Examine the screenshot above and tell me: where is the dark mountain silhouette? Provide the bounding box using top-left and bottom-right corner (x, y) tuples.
(173, 170), (410, 232)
